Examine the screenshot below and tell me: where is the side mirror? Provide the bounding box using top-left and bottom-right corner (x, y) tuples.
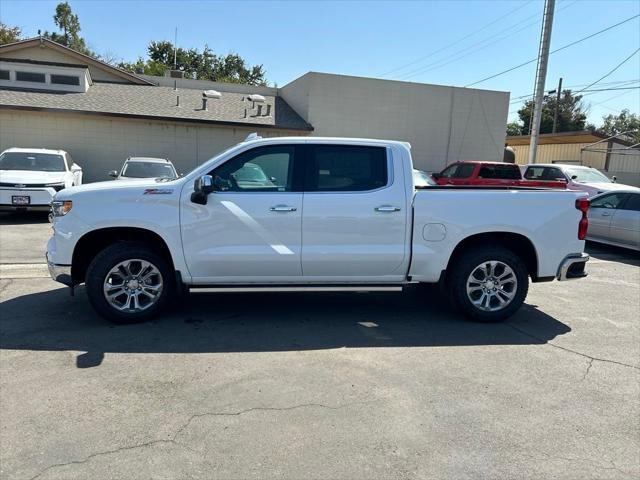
(108, 170), (118, 178)
(71, 165), (82, 172)
(571, 175), (578, 180)
(612, 176), (617, 183)
(191, 175), (213, 205)
(431, 172), (441, 180)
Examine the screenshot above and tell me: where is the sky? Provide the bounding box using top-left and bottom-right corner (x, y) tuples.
(1, 0), (639, 126)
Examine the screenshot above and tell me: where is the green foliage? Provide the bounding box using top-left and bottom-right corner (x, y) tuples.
(42, 1), (94, 56)
(0, 23), (21, 45)
(506, 121), (522, 136)
(516, 90), (587, 135)
(600, 109), (640, 143)
(118, 41), (267, 86)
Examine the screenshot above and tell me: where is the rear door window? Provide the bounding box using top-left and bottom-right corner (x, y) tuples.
(305, 145), (387, 192)
(620, 193), (640, 211)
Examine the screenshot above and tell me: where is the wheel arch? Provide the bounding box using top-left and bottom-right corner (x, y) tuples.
(445, 231), (540, 281)
(72, 227), (175, 284)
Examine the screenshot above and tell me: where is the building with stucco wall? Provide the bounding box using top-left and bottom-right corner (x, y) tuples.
(1, 37), (509, 182)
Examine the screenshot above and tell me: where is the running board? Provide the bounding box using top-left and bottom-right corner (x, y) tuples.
(188, 285), (404, 293)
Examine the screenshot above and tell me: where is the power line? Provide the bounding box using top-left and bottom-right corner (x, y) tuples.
(573, 48), (640, 94)
(589, 89), (638, 109)
(379, 0), (534, 77)
(508, 79), (640, 104)
(397, 0), (579, 81)
(508, 78), (640, 102)
(465, 14), (640, 87)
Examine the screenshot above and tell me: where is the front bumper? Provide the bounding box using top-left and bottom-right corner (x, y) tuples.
(0, 187), (55, 211)
(557, 253), (589, 281)
(46, 252), (73, 286)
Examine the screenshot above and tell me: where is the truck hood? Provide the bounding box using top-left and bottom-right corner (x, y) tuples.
(0, 170), (67, 185)
(58, 178), (183, 197)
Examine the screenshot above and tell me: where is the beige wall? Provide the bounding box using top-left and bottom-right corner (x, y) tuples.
(0, 44), (128, 84)
(0, 109), (308, 182)
(510, 143), (608, 169)
(281, 72), (509, 172)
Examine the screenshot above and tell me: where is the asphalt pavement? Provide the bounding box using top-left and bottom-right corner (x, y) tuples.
(1, 212), (638, 479)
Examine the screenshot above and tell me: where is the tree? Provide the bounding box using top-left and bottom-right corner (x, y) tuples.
(506, 121), (522, 136)
(515, 90), (587, 135)
(0, 23), (21, 45)
(600, 109), (640, 143)
(119, 41), (267, 86)
(42, 2), (94, 56)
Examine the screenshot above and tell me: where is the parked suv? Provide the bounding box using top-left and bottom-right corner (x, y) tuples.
(0, 147), (82, 211)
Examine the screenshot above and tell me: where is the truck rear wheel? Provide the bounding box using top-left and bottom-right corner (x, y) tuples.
(85, 242), (174, 324)
(449, 247), (528, 322)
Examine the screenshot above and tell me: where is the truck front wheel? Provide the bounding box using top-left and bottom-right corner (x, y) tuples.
(449, 247), (529, 322)
(85, 242), (174, 324)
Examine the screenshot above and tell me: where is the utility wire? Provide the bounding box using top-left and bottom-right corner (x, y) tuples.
(465, 14), (640, 87)
(509, 79), (640, 103)
(509, 78), (640, 102)
(397, 0), (578, 81)
(573, 48), (640, 94)
(379, 0), (534, 77)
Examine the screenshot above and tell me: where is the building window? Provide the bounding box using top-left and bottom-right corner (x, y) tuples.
(50, 74), (80, 86)
(16, 71), (46, 83)
(0, 70), (9, 80)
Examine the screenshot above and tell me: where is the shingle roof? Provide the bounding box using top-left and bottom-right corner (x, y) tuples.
(0, 83), (313, 131)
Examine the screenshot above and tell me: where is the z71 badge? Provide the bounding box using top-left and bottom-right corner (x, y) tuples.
(143, 188), (173, 195)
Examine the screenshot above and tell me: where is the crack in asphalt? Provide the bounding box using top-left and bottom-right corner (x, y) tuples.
(581, 358), (594, 381)
(506, 323), (640, 372)
(28, 401), (364, 480)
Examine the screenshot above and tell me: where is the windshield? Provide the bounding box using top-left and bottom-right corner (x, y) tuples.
(0, 152), (65, 172)
(122, 162), (176, 179)
(565, 167), (611, 184)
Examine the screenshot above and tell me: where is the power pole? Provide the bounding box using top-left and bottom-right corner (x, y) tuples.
(552, 77), (563, 133)
(528, 0), (556, 164)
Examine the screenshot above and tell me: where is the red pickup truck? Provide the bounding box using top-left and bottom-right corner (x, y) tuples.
(432, 161), (567, 188)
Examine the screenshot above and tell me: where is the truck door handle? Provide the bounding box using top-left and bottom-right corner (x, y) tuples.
(270, 205), (297, 212)
(601, 211), (611, 216)
(375, 205), (401, 212)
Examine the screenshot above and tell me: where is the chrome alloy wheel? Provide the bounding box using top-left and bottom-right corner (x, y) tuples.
(466, 260), (518, 312)
(103, 259), (163, 312)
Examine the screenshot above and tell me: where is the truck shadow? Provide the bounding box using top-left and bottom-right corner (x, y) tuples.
(0, 285), (570, 369)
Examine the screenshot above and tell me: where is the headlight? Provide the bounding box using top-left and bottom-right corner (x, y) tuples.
(51, 200), (72, 217)
(46, 182), (66, 192)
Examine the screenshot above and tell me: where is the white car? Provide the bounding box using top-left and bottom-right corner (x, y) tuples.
(47, 135), (590, 324)
(0, 148), (82, 212)
(521, 163), (638, 198)
(587, 190), (640, 251)
(109, 157), (177, 181)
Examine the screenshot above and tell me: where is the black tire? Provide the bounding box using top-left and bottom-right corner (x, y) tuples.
(448, 246), (529, 322)
(85, 242), (174, 324)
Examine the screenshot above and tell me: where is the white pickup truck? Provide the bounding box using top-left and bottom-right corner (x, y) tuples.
(46, 136), (590, 324)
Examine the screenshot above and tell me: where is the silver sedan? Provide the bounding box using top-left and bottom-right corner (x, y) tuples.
(587, 190), (640, 251)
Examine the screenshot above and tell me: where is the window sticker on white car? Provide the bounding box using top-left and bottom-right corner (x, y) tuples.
(143, 188), (173, 195)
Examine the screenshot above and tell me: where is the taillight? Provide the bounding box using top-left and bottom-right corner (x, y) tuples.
(575, 198), (589, 240)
